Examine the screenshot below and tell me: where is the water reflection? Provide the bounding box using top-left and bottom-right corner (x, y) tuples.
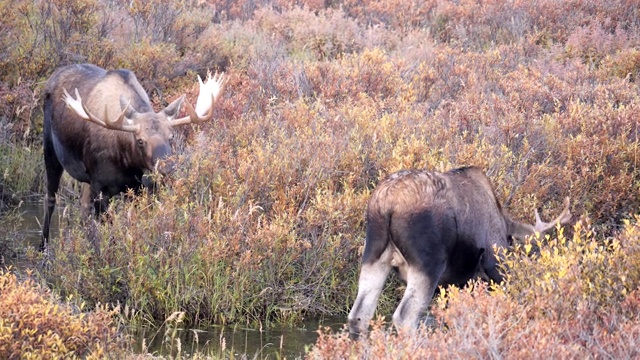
(0, 199), (51, 268)
(131, 317), (345, 359)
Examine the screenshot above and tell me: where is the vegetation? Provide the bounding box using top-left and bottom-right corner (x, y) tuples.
(0, 0), (639, 358)
(0, 269), (126, 358)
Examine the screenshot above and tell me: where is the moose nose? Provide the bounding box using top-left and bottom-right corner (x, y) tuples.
(151, 143), (175, 175)
(152, 143), (171, 162)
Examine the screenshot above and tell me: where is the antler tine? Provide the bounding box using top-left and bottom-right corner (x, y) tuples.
(533, 196), (572, 234)
(102, 101), (136, 131)
(207, 71), (227, 95)
(63, 88), (104, 127)
(84, 100), (139, 133)
(167, 98), (207, 127)
(63, 88), (139, 133)
(213, 72), (227, 98)
(195, 71), (225, 117)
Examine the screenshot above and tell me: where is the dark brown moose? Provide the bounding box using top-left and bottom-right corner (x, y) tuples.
(42, 63), (225, 249)
(348, 166), (571, 337)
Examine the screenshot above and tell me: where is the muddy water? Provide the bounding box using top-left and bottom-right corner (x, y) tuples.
(1, 200), (341, 358)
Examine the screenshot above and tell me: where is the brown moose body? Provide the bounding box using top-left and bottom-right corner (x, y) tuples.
(348, 166), (571, 336)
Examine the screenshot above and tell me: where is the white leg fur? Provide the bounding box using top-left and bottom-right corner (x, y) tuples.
(80, 183), (93, 216)
(348, 248), (393, 335)
(392, 267), (437, 332)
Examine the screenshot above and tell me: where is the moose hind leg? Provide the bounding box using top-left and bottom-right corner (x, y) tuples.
(42, 146), (63, 250)
(80, 183), (95, 217)
(348, 247), (394, 338)
(392, 265), (442, 333)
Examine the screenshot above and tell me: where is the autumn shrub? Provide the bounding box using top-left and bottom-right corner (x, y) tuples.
(0, 269), (126, 358)
(120, 0), (208, 44)
(0, 140), (44, 197)
(253, 6), (363, 61)
(115, 40), (185, 93)
(0, 0), (112, 82)
(35, 0), (640, 330)
(604, 48), (640, 82)
(0, 79), (44, 197)
(41, 128), (367, 327)
(303, 48), (413, 105)
(0, 3), (638, 359)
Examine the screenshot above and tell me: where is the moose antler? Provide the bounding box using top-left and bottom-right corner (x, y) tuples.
(507, 196), (572, 241)
(62, 88), (139, 133)
(533, 196), (572, 234)
(169, 72), (226, 127)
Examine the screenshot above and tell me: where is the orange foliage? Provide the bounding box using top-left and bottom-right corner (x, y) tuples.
(0, 269), (126, 358)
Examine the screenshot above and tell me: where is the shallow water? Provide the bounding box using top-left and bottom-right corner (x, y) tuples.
(132, 317), (344, 358)
(0, 199), (52, 268)
(1, 200), (343, 358)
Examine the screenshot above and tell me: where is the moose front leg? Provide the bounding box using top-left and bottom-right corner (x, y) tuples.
(80, 183), (93, 217)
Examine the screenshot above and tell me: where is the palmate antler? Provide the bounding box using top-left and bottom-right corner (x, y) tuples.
(63, 71), (226, 131)
(62, 88), (139, 133)
(169, 72), (226, 126)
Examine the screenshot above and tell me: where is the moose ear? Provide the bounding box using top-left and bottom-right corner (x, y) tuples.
(163, 95), (186, 120)
(119, 96), (137, 118)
